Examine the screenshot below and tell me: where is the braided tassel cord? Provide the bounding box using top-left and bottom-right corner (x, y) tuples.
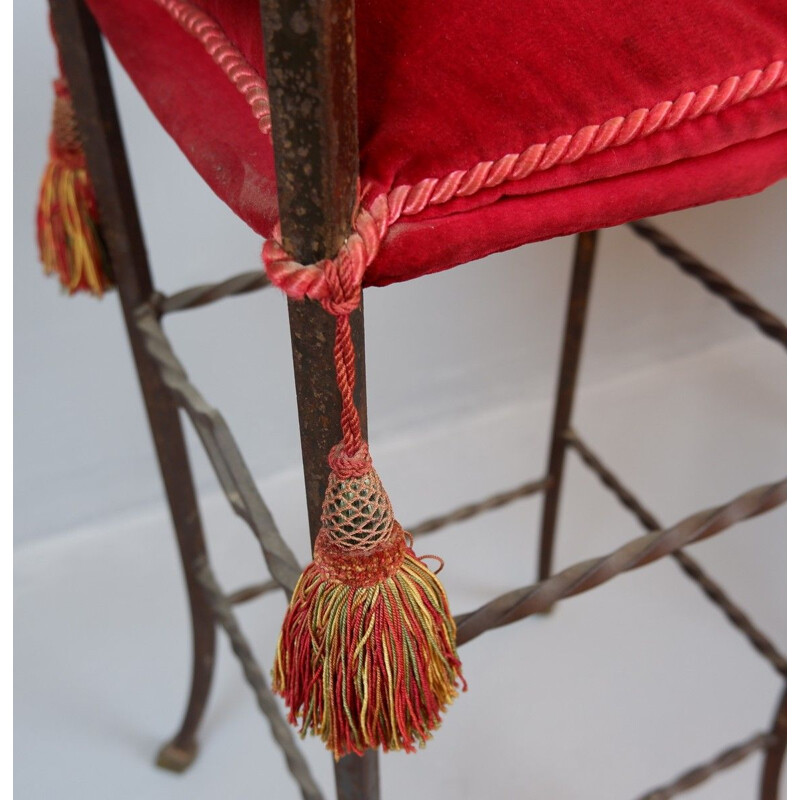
(36, 77), (111, 295)
(273, 309), (466, 759)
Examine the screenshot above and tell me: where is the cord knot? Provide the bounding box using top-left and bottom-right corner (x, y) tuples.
(329, 440), (373, 479)
(320, 252), (361, 317)
(261, 203), (384, 310)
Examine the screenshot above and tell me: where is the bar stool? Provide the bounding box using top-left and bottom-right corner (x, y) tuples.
(39, 1), (786, 797)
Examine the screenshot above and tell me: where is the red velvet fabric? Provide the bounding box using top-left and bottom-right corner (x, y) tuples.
(84, 0), (786, 287)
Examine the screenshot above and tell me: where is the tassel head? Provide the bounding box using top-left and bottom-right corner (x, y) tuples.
(273, 453), (466, 758)
(36, 78), (112, 295)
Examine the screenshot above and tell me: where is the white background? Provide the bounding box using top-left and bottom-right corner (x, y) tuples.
(14, 2), (786, 799)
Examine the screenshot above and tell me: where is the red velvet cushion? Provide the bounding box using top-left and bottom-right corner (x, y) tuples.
(85, 0), (786, 287)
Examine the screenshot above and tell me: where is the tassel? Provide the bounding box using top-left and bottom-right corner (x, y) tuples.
(273, 314), (466, 759)
(36, 76), (112, 295)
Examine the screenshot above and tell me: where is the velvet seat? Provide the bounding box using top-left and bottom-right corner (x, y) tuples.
(85, 0), (785, 286)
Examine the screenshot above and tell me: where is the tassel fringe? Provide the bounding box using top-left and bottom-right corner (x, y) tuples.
(36, 79), (111, 296)
(273, 534), (465, 759)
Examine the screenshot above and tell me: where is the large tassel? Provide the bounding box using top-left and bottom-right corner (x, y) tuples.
(36, 76), (112, 295)
(273, 314), (466, 759)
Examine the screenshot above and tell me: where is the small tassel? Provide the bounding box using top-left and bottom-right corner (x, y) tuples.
(36, 77), (112, 295)
(273, 315), (466, 759)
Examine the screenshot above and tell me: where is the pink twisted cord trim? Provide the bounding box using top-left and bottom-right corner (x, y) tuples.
(388, 60), (787, 213)
(154, 0), (272, 135)
(262, 60), (786, 298)
(152, 1), (785, 296)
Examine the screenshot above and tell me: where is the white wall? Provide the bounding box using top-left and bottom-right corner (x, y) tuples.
(13, 2), (786, 544)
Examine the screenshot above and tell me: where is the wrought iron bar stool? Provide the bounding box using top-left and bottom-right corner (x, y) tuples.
(43, 0), (785, 797)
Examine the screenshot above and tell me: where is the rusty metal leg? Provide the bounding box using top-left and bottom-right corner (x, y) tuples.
(49, 0), (216, 772)
(288, 298), (380, 800)
(261, 0), (375, 789)
(760, 690), (787, 800)
(537, 231), (598, 581)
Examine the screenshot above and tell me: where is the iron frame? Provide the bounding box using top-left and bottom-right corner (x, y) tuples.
(48, 1), (787, 798)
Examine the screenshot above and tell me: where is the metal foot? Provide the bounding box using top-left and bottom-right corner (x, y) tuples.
(156, 739), (199, 773)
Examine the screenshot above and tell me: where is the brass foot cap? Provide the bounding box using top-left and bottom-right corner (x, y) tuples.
(156, 740), (198, 773)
